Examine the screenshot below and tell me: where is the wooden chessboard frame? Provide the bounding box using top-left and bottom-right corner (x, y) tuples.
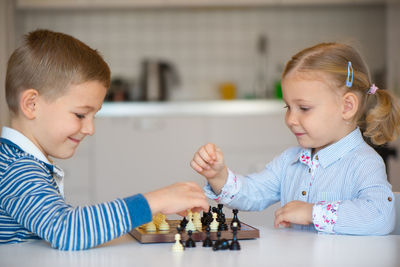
(129, 219), (259, 243)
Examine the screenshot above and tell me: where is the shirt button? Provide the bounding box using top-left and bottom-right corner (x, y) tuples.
(315, 155), (319, 160)
(308, 168), (311, 173)
(302, 191), (307, 196)
(388, 197), (393, 202)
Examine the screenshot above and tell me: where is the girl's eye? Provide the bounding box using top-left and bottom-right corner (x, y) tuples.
(283, 105), (290, 110)
(75, 113), (85, 119)
(300, 106), (310, 111)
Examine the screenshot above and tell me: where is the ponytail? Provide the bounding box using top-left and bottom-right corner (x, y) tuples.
(361, 89), (400, 145)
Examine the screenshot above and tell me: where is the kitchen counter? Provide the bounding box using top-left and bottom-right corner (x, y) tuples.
(97, 100), (285, 117)
(1, 209), (399, 267)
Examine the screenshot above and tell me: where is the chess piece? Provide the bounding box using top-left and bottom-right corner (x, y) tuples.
(185, 230), (196, 248)
(201, 206), (211, 225)
(209, 212), (219, 232)
(202, 226), (213, 247)
(213, 231), (229, 251)
(231, 209), (241, 230)
(172, 233), (184, 252)
(158, 217), (170, 231)
(193, 212), (202, 231)
(145, 221), (156, 232)
(218, 213), (228, 231)
(230, 222), (241, 250)
(180, 216), (188, 229)
(185, 211), (196, 232)
(176, 226), (184, 246)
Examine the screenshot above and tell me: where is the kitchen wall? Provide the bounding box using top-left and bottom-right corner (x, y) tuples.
(15, 5), (386, 100)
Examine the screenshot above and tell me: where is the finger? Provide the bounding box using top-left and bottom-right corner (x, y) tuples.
(190, 160), (204, 173)
(193, 153), (212, 170)
(204, 143), (217, 160)
(198, 147), (214, 165)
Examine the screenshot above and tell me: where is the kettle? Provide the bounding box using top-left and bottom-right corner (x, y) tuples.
(138, 59), (179, 101)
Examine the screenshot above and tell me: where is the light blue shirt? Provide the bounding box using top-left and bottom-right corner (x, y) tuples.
(205, 128), (395, 235)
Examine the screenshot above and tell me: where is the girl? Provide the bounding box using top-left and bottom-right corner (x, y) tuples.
(191, 43), (400, 235)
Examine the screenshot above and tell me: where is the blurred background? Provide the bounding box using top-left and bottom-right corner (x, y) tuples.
(0, 0), (399, 223)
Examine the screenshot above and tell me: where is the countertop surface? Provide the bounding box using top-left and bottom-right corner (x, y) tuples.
(1, 209), (399, 267)
(97, 100), (286, 117)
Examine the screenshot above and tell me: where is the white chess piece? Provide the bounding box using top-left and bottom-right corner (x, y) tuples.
(145, 221), (157, 232)
(209, 212), (219, 232)
(172, 234), (184, 252)
(158, 217), (170, 231)
(193, 212), (202, 231)
(185, 211), (196, 232)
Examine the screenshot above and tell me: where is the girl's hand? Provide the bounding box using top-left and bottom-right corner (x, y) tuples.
(274, 201), (314, 228)
(190, 143), (226, 180)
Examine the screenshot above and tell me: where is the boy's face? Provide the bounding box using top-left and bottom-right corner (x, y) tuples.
(32, 80), (107, 159)
(282, 71), (349, 154)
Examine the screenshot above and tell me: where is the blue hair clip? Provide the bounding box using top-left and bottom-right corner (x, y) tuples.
(346, 61), (353, 88)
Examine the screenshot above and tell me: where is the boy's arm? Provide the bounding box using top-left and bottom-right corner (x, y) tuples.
(1, 159), (151, 250)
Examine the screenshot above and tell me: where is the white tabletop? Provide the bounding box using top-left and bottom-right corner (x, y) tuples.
(1, 223), (399, 267)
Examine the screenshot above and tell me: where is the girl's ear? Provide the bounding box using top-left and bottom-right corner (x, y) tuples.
(19, 89), (39, 120)
(342, 92), (359, 121)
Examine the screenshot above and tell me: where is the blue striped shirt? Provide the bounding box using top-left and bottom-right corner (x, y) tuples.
(0, 127), (152, 250)
(205, 128), (395, 235)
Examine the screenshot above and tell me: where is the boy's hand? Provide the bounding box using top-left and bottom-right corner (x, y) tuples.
(190, 143), (226, 180)
(143, 182), (209, 215)
(274, 201), (314, 228)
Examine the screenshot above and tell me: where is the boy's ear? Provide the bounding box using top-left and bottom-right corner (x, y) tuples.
(341, 92), (359, 121)
(19, 89), (39, 120)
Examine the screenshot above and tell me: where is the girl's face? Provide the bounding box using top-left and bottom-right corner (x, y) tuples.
(31, 80), (107, 160)
(282, 71), (349, 154)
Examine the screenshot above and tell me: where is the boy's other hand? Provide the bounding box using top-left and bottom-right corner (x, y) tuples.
(190, 143), (226, 179)
(143, 182), (209, 215)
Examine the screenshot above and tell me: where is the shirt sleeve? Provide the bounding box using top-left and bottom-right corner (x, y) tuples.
(1, 158), (152, 250)
(316, 155), (395, 235)
(204, 149), (292, 211)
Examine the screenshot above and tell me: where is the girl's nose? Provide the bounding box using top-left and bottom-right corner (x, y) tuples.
(285, 111), (298, 126)
(82, 119), (95, 136)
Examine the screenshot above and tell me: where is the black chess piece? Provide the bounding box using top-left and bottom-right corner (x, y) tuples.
(185, 230), (196, 248)
(180, 216), (188, 229)
(230, 209), (241, 230)
(202, 226), (213, 247)
(212, 231), (229, 251)
(202, 206), (211, 225)
(229, 222), (241, 250)
(218, 213), (228, 231)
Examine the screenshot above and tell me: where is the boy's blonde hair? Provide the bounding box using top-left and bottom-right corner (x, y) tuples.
(282, 42), (400, 145)
(6, 29), (110, 116)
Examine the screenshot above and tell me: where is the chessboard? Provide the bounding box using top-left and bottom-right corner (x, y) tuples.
(129, 218), (259, 243)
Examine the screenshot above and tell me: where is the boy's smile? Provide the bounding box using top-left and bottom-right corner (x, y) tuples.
(29, 80), (107, 160)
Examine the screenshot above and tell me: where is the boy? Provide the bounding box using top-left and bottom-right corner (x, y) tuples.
(0, 29), (208, 250)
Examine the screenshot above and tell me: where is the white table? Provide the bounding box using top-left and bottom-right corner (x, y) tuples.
(1, 222), (399, 267)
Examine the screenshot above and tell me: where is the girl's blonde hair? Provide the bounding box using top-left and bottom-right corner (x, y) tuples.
(282, 42), (400, 145)
(6, 29), (110, 116)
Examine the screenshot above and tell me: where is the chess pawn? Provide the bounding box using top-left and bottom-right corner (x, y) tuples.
(185, 230), (196, 248)
(172, 233), (184, 252)
(202, 226), (213, 247)
(209, 212), (219, 232)
(230, 222), (241, 250)
(145, 221), (156, 232)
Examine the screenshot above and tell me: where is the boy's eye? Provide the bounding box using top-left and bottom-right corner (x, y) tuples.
(300, 106), (310, 111)
(75, 113), (85, 119)
(283, 105), (290, 110)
